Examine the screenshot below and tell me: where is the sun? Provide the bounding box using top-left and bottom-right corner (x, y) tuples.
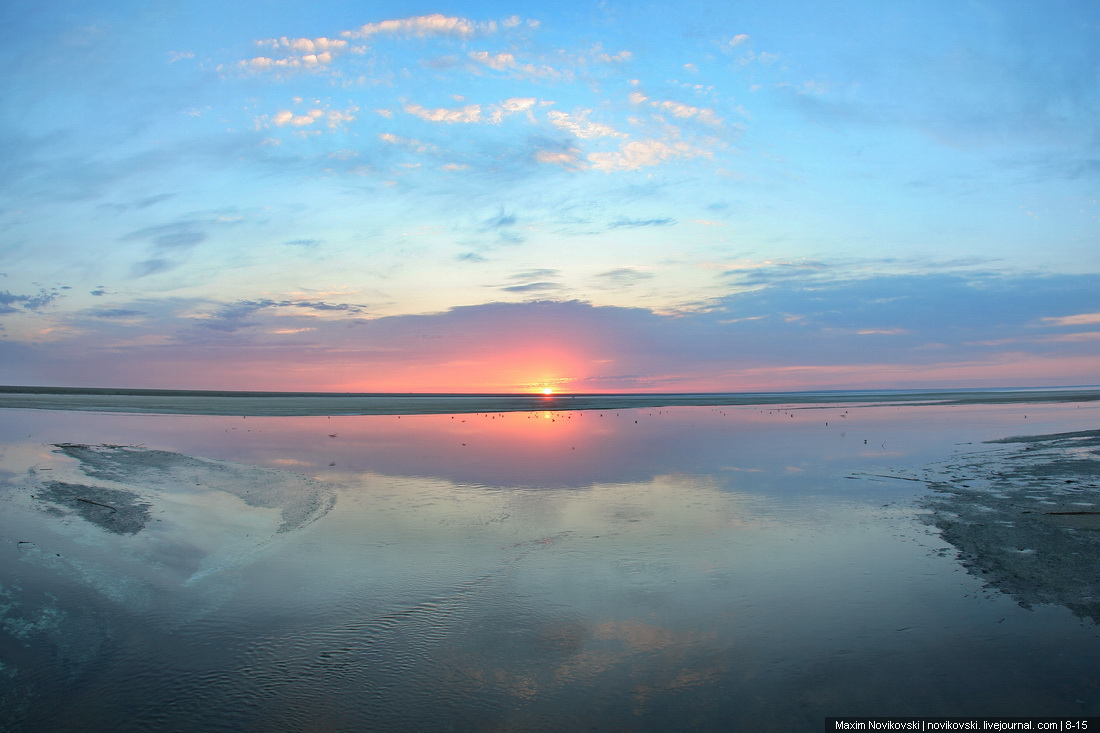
(541, 387), (554, 395)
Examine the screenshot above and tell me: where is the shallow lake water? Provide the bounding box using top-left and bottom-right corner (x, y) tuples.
(1, 400), (1099, 731)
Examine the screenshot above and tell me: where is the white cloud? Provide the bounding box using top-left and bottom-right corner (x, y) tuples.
(263, 102), (357, 131)
(234, 52), (337, 74)
(728, 34), (750, 47)
(227, 15), (528, 76)
(260, 36), (349, 53)
(467, 49), (563, 80)
(587, 140), (710, 172)
(403, 102), (482, 124)
(403, 98), (540, 125)
(273, 109), (321, 127)
(593, 50), (632, 63)
(469, 50), (516, 70)
(343, 14), (495, 40)
(547, 109), (627, 139)
(325, 106), (359, 128)
(489, 97), (539, 122)
(651, 100), (723, 125)
(378, 133), (438, 154)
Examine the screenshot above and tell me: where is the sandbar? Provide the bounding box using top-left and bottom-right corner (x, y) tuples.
(1, 385), (1098, 416)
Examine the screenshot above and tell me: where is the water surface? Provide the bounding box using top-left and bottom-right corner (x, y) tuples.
(1, 400), (1098, 730)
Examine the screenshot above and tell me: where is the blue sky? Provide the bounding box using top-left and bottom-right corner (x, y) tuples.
(1, 0), (1097, 391)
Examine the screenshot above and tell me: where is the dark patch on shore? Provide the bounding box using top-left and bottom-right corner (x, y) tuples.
(918, 429), (1100, 622)
(35, 481), (151, 535)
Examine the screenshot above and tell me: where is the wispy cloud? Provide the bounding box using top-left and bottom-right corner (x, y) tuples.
(596, 268), (654, 285)
(501, 281), (563, 293)
(1041, 312), (1100, 327)
(608, 217), (675, 229)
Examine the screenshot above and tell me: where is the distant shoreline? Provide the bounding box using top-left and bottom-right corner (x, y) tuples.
(1, 385), (1098, 416)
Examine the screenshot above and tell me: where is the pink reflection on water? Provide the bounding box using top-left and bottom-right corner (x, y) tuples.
(2, 400), (1096, 491)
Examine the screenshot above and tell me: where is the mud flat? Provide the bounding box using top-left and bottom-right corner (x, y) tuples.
(914, 429), (1100, 621)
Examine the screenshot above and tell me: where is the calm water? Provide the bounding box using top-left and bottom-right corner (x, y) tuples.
(1, 400), (1099, 731)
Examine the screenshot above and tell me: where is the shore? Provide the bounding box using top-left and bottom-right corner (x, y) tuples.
(1, 385), (1098, 416)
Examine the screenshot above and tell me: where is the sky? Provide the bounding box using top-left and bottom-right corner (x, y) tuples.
(0, 0), (1097, 393)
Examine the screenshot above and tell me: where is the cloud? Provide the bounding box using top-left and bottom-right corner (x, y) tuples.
(482, 210), (518, 229)
(588, 140), (711, 172)
(468, 50), (515, 71)
(190, 297), (370, 334)
(227, 14), (532, 78)
(535, 147), (586, 170)
(608, 217), (675, 229)
(547, 110), (627, 139)
(11, 273), (1100, 392)
(489, 97), (539, 122)
(261, 102), (359, 131)
(1041, 312), (1100, 327)
(720, 259), (833, 286)
(511, 269), (560, 280)
(87, 308), (146, 318)
(596, 268), (654, 285)
(99, 193), (175, 213)
(0, 288), (62, 314)
(501, 282), (563, 293)
(650, 100), (722, 126)
(403, 102), (482, 124)
(232, 38), (345, 75)
(120, 214), (247, 277)
(130, 259), (176, 278)
(343, 14), (485, 40)
(403, 98), (540, 125)
(466, 50), (563, 80)
(123, 222), (208, 249)
(378, 132), (439, 155)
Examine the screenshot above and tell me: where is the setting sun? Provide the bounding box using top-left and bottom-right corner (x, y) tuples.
(541, 388), (554, 395)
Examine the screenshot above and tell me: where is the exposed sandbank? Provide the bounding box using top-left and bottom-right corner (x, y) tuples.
(912, 429), (1100, 621)
(1, 385), (1097, 416)
(9, 443), (337, 591)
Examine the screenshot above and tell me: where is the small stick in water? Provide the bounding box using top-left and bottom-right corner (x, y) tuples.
(76, 498), (118, 513)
